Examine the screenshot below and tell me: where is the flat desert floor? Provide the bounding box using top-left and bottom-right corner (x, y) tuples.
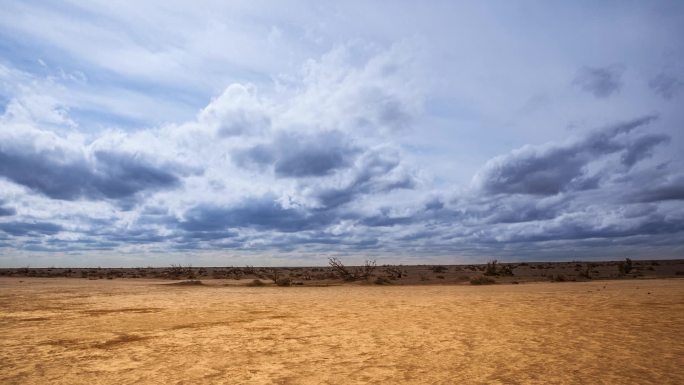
(1, 278), (682, 384)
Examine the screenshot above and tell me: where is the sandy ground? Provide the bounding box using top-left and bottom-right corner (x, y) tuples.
(1, 278), (682, 385)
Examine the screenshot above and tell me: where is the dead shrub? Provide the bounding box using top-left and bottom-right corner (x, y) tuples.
(374, 276), (391, 285)
(470, 276), (495, 285)
(328, 258), (376, 281)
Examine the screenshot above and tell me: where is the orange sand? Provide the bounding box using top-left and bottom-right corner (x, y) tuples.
(1, 278), (682, 384)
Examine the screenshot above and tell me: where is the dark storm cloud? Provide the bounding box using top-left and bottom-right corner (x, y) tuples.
(620, 134), (670, 167)
(0, 207), (15, 216)
(574, 65), (623, 98)
(91, 151), (181, 199)
(315, 149), (415, 208)
(488, 212), (684, 244)
(634, 177), (684, 202)
(649, 73), (682, 100)
(0, 146), (181, 201)
(233, 144), (274, 170)
(0, 200), (15, 216)
(42, 238), (120, 251)
(483, 198), (565, 224)
(234, 131), (360, 177)
(361, 213), (413, 227)
(104, 229), (172, 244)
(475, 115), (662, 196)
(0, 221), (62, 236)
(176, 149), (414, 242)
(181, 198), (333, 233)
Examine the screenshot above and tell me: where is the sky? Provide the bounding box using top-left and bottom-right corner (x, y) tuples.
(0, 1), (683, 267)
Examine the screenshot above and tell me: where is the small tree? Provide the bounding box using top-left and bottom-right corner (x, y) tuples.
(329, 257), (353, 280)
(579, 264), (592, 279)
(267, 268), (280, 284)
(328, 258), (377, 281)
(484, 260), (498, 276)
(359, 259), (377, 279)
(618, 258), (633, 276)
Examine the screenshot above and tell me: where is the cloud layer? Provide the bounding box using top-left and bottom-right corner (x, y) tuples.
(0, 2), (683, 266)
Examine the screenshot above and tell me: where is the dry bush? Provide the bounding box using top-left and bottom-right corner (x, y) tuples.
(167, 264), (195, 279)
(266, 268), (281, 284)
(247, 279), (265, 287)
(484, 260), (498, 276)
(374, 276), (391, 285)
(550, 274), (566, 282)
(483, 260), (514, 276)
(618, 258), (633, 276)
(383, 266), (405, 280)
(470, 276), (496, 285)
(579, 264), (592, 279)
(328, 258), (376, 281)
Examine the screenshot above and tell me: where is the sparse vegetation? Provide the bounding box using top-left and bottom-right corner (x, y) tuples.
(484, 260), (498, 276)
(579, 264), (592, 279)
(484, 260), (513, 276)
(550, 274), (566, 282)
(1, 259), (682, 284)
(618, 258), (633, 276)
(374, 276), (391, 285)
(470, 276), (496, 285)
(328, 257), (377, 281)
(383, 266), (406, 280)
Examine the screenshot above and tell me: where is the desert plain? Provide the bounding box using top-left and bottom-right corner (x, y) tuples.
(1, 261), (683, 385)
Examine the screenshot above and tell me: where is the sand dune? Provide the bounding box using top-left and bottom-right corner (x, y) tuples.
(1, 278), (682, 384)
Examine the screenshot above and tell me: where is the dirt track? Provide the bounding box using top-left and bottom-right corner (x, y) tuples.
(1, 278), (682, 384)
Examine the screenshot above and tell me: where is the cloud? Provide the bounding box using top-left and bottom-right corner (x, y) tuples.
(649, 73), (682, 100)
(0, 207), (16, 216)
(91, 151), (181, 199)
(483, 208), (684, 244)
(574, 65), (623, 98)
(180, 197), (332, 233)
(0, 200), (15, 216)
(633, 177), (684, 202)
(0, 221), (62, 236)
(482, 195), (566, 224)
(198, 84), (271, 137)
(0, 144), (181, 201)
(473, 115), (662, 196)
(312, 147), (416, 208)
(620, 134), (670, 167)
(234, 131), (360, 177)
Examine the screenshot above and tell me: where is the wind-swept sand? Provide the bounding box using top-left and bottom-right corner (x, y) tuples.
(1, 278), (682, 384)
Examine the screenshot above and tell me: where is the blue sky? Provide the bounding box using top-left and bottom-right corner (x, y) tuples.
(0, 1), (683, 266)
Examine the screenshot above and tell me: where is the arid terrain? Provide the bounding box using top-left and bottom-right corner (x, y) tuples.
(1, 270), (682, 384)
(1, 258), (683, 285)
